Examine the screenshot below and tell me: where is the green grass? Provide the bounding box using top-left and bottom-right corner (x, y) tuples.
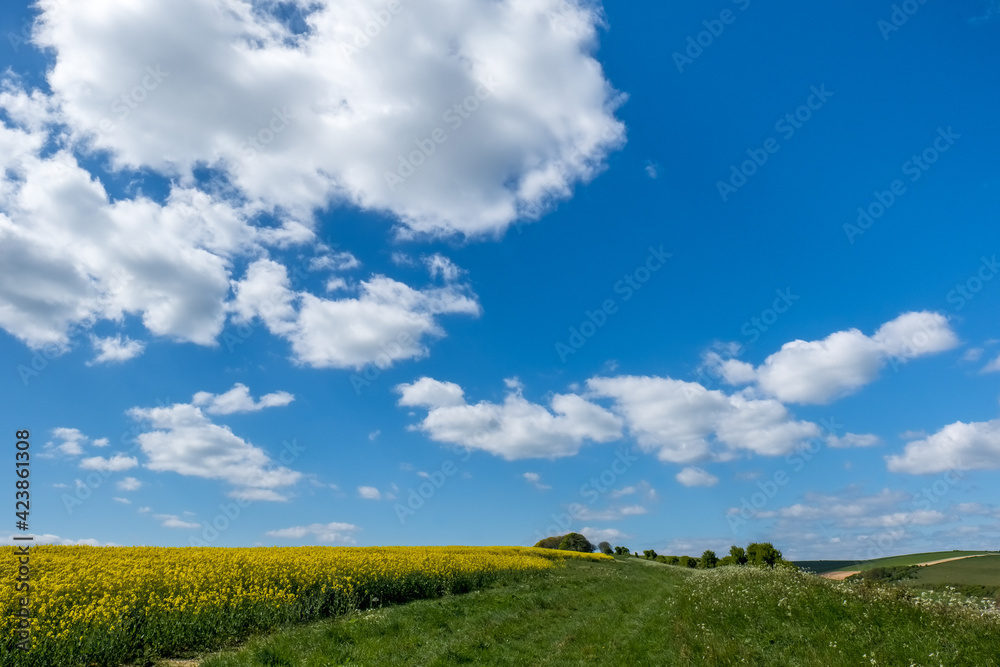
(900, 554), (1000, 599)
(195, 557), (1000, 667)
(907, 555), (1000, 587)
(853, 550), (995, 570)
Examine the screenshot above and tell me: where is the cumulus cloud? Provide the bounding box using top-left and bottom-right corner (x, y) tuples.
(826, 433), (880, 448)
(358, 486), (381, 500)
(675, 466), (719, 487)
(578, 527), (628, 544)
(729, 312), (958, 404)
(587, 375), (821, 463)
(129, 393), (302, 501)
(231, 259), (480, 369)
(0, 533), (107, 546)
(30, 0), (624, 237)
(116, 477), (143, 491)
(79, 454), (139, 473)
(395, 377), (622, 459)
(424, 254), (463, 282)
(309, 251), (360, 272)
(192, 383), (294, 414)
(982, 354), (1000, 373)
(265, 521), (360, 543)
(47, 427), (89, 456)
(523, 472), (552, 490)
(886, 417), (1000, 474)
(0, 138), (263, 350)
(155, 514), (201, 529)
(88, 334), (146, 364)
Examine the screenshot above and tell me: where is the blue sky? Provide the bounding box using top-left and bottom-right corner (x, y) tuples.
(1, 0), (999, 560)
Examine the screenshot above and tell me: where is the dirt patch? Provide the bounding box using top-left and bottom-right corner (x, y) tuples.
(819, 570), (860, 581)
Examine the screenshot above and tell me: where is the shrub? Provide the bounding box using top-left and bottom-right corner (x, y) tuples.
(699, 550), (719, 569)
(598, 541), (613, 555)
(533, 536), (564, 550)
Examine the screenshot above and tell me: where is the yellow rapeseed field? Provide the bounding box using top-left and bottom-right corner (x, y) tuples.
(0, 545), (608, 665)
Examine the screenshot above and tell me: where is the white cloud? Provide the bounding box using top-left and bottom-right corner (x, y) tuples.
(396, 377), (622, 459)
(265, 521), (359, 543)
(579, 527), (628, 544)
(0, 140), (260, 349)
(425, 254), (463, 282)
(368, 430), (381, 441)
(129, 398), (302, 501)
(155, 513), (201, 529)
(962, 347), (984, 362)
(523, 472), (552, 490)
(31, 0), (625, 237)
(748, 312), (958, 404)
(887, 417), (1000, 474)
(79, 454), (139, 472)
(88, 334), (145, 364)
(849, 510), (947, 528)
(113, 497), (131, 504)
(309, 251), (360, 272)
(675, 466), (719, 487)
(358, 486), (381, 500)
(47, 427), (88, 456)
(982, 355), (1000, 373)
(116, 477), (143, 492)
(0, 533), (106, 546)
(231, 259), (480, 369)
(192, 382), (294, 415)
(826, 433), (880, 448)
(587, 375), (821, 463)
(397, 377), (467, 408)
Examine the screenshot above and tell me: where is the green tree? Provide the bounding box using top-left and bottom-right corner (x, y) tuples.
(729, 545), (748, 565)
(534, 535), (564, 549)
(677, 555), (696, 568)
(598, 541), (613, 555)
(643, 549), (658, 560)
(613, 546), (630, 556)
(699, 549), (719, 569)
(558, 532), (595, 553)
(746, 542), (782, 567)
(665, 555), (679, 565)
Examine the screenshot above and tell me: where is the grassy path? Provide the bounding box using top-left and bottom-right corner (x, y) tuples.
(198, 558), (686, 666)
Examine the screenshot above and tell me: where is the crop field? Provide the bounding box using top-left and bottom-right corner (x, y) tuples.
(853, 550), (995, 570)
(0, 545), (608, 666)
(905, 555), (1000, 587)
